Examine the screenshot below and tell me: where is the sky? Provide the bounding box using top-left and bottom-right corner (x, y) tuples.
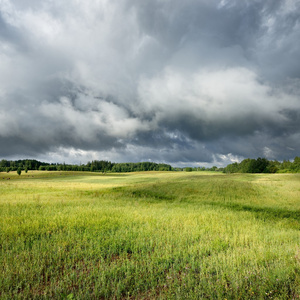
(0, 0), (300, 167)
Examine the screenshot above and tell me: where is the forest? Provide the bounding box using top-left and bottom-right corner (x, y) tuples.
(0, 157), (299, 173)
(223, 157), (300, 173)
(0, 159), (172, 173)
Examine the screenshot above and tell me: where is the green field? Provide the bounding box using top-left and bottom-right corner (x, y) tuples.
(1, 171), (300, 299)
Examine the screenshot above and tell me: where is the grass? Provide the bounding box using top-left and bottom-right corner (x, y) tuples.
(0, 171), (300, 299)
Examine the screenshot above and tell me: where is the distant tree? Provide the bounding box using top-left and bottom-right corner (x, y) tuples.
(0, 160), (8, 168)
(266, 164), (278, 173)
(185, 167), (193, 172)
(292, 156), (300, 172)
(72, 165), (78, 171)
(25, 168), (28, 173)
(17, 168), (22, 176)
(281, 160), (292, 171)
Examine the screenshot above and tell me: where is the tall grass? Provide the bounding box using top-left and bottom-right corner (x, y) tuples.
(0, 171), (300, 299)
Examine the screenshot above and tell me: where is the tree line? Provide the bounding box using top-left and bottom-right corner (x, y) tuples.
(223, 157), (300, 173)
(0, 157), (299, 174)
(0, 159), (172, 173)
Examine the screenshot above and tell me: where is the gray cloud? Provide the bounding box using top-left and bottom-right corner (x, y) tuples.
(0, 0), (299, 166)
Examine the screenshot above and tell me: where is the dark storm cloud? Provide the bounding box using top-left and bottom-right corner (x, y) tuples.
(0, 0), (299, 165)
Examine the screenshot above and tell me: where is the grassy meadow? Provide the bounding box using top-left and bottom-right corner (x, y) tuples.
(0, 170), (300, 299)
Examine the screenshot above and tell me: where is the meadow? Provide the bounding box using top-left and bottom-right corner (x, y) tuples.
(0, 170), (300, 299)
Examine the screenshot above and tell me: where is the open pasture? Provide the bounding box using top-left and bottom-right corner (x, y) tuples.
(0, 171), (300, 299)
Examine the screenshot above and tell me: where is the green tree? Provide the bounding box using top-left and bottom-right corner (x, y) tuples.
(292, 156), (300, 172)
(17, 168), (22, 176)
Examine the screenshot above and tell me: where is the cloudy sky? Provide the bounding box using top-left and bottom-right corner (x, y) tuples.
(0, 0), (300, 166)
